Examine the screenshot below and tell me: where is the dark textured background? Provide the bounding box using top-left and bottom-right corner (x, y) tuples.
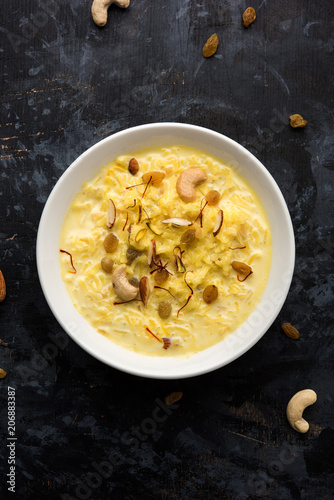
(1, 0), (334, 498)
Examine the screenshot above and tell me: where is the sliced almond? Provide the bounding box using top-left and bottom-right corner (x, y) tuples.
(148, 238), (156, 267)
(106, 199), (116, 228)
(139, 276), (150, 306)
(213, 209), (223, 237)
(162, 218), (192, 227)
(0, 270), (6, 302)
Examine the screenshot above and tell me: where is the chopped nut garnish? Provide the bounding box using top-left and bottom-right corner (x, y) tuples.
(162, 337), (172, 349)
(128, 158), (139, 175)
(213, 209), (223, 237)
(148, 239), (157, 267)
(139, 276), (150, 306)
(162, 218), (192, 227)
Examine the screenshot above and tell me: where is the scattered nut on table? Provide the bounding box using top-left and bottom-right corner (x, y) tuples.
(286, 389), (317, 433)
(91, 0), (130, 27)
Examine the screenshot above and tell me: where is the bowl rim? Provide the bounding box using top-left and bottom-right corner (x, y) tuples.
(37, 122), (295, 379)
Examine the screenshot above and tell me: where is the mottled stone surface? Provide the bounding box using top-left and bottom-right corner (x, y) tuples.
(0, 0), (333, 498)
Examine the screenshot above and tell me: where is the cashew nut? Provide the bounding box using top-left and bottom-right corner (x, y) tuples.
(91, 0), (130, 27)
(112, 265), (138, 301)
(286, 389), (317, 433)
(176, 167), (207, 202)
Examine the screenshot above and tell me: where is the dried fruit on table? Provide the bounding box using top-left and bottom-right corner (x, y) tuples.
(106, 199), (116, 228)
(281, 322), (300, 340)
(202, 33), (219, 58)
(128, 158), (139, 175)
(0, 368), (6, 379)
(165, 391), (183, 405)
(289, 114), (307, 128)
(243, 7), (256, 28)
(0, 270), (6, 302)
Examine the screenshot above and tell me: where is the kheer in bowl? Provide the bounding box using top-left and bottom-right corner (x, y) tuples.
(37, 123), (294, 378)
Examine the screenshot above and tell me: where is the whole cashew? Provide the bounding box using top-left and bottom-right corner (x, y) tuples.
(112, 265), (138, 301)
(91, 0), (130, 27)
(286, 389), (317, 433)
(176, 167), (207, 202)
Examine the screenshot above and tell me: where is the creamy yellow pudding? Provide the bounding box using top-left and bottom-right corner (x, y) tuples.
(59, 146), (271, 357)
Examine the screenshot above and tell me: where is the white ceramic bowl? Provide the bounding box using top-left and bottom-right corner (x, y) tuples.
(37, 123), (294, 379)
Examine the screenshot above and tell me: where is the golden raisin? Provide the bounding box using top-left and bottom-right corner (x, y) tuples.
(281, 323), (300, 340)
(231, 261), (252, 275)
(180, 229), (196, 245)
(243, 7), (256, 28)
(103, 233), (119, 253)
(205, 190), (221, 206)
(202, 33), (219, 58)
(101, 257), (114, 273)
(289, 114), (307, 128)
(158, 301), (172, 319)
(128, 158), (139, 175)
(154, 268), (169, 285)
(142, 171), (165, 186)
(203, 285), (218, 304)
